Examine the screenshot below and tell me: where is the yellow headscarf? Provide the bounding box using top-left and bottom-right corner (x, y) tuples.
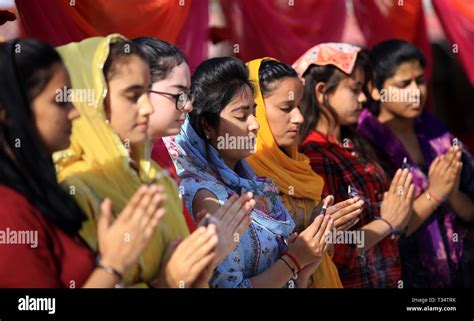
(246, 58), (324, 200)
(246, 58), (342, 288)
(53, 35), (189, 286)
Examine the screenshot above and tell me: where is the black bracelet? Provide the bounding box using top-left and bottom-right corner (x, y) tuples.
(279, 257), (298, 280)
(374, 216), (403, 239)
(97, 262), (123, 280)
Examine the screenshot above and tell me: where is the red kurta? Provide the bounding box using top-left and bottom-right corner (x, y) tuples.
(0, 185), (95, 288)
(152, 138), (196, 232)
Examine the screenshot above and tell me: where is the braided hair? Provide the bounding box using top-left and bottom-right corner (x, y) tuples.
(258, 59), (298, 98)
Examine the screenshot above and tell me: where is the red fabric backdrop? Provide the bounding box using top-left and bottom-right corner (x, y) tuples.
(221, 0), (346, 64)
(221, 0), (436, 79)
(353, 0), (433, 79)
(15, 0), (208, 70)
(13, 0), (474, 84)
(432, 0), (474, 87)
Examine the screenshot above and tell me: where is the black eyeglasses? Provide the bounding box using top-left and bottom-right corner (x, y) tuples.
(150, 90), (193, 111)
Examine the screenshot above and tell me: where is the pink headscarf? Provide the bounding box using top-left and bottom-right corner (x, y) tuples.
(292, 43), (361, 82)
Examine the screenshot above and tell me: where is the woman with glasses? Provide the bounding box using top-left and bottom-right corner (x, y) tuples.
(133, 37), (196, 231)
(53, 35), (256, 288)
(134, 37), (257, 269)
(132, 37), (194, 181)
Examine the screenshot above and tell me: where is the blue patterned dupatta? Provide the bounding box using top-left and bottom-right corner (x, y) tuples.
(358, 109), (474, 287)
(165, 116), (295, 243)
(162, 116), (296, 287)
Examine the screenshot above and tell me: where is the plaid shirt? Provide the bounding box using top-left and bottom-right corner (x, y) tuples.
(300, 130), (401, 288)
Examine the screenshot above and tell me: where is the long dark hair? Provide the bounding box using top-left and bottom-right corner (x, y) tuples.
(299, 50), (371, 141)
(298, 50), (385, 167)
(258, 59), (298, 97)
(368, 39), (426, 116)
(190, 56), (253, 138)
(189, 57), (253, 177)
(0, 39), (85, 235)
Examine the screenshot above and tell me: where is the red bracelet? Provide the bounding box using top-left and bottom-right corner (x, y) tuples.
(282, 252), (301, 273)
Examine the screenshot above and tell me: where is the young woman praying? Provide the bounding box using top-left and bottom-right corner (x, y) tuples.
(358, 39), (474, 287)
(169, 57), (335, 288)
(133, 37), (256, 267)
(294, 43), (415, 288)
(52, 35), (245, 288)
(246, 58), (367, 288)
(0, 39), (165, 288)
